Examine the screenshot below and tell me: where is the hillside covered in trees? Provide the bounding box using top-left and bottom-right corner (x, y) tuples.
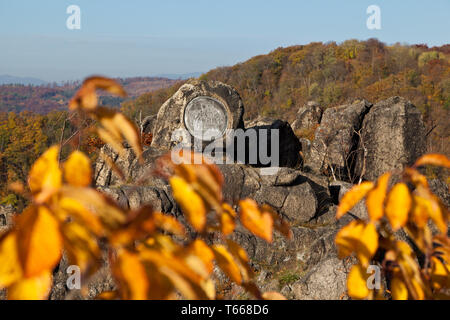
(124, 39), (449, 156)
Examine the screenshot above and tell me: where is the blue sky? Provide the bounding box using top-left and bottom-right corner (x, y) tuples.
(0, 0), (449, 82)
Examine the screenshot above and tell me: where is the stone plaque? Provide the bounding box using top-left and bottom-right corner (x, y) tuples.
(184, 96), (228, 141)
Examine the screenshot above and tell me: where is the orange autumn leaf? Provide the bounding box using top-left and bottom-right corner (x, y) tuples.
(64, 150), (92, 187)
(336, 182), (374, 219)
(220, 203), (236, 236)
(262, 291), (287, 300)
(239, 199), (273, 243)
(0, 232), (22, 288)
(415, 185), (448, 234)
(113, 249), (149, 300)
(365, 172), (390, 221)
(57, 197), (104, 236)
(95, 107), (143, 162)
(211, 245), (242, 284)
(414, 154), (450, 169)
(430, 256), (450, 290)
(347, 264), (370, 299)
(61, 221), (102, 274)
(335, 221), (378, 267)
(226, 239), (254, 281)
(16, 206), (63, 277)
(153, 212), (185, 236)
(27, 146), (62, 202)
(391, 276), (408, 300)
(7, 271), (52, 300)
(385, 183), (411, 231)
(187, 240), (215, 275)
(170, 176), (206, 232)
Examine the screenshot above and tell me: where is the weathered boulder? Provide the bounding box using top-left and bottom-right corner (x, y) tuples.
(94, 145), (136, 187)
(0, 205), (15, 233)
(240, 120), (302, 169)
(291, 101), (323, 133)
(151, 80), (245, 150)
(142, 114), (157, 134)
(304, 99), (372, 179)
(355, 97), (426, 180)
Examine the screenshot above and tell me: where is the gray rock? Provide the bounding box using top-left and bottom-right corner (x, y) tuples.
(304, 100), (372, 180)
(0, 205), (15, 233)
(94, 145), (136, 187)
(330, 180), (369, 220)
(242, 120), (302, 169)
(428, 178), (450, 207)
(355, 97), (426, 181)
(291, 101), (323, 133)
(290, 256), (353, 300)
(142, 114), (157, 134)
(151, 80), (245, 150)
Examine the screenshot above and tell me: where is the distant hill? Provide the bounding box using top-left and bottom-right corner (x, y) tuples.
(0, 76), (177, 114)
(155, 72), (203, 80)
(0, 75), (47, 86)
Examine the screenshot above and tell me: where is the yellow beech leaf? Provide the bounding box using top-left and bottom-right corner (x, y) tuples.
(170, 176), (206, 232)
(411, 195), (430, 228)
(57, 197), (103, 236)
(110, 205), (156, 247)
(7, 271), (52, 300)
(220, 203), (236, 236)
(391, 277), (408, 300)
(16, 206), (62, 277)
(414, 154), (450, 169)
(211, 245), (242, 284)
(60, 185), (126, 230)
(239, 199), (273, 243)
(226, 239), (253, 281)
(262, 291), (287, 300)
(335, 221), (378, 267)
(64, 151), (92, 187)
(347, 264), (370, 299)
(61, 221), (101, 274)
(430, 257), (450, 290)
(404, 167), (429, 188)
(187, 240), (214, 275)
(336, 182), (374, 219)
(95, 108), (143, 162)
(153, 212), (185, 236)
(366, 172), (390, 221)
(415, 185), (448, 234)
(28, 146), (62, 201)
(113, 249), (149, 300)
(0, 232), (22, 288)
(138, 248), (209, 299)
(385, 183), (411, 231)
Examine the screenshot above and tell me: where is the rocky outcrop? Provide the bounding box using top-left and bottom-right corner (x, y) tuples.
(151, 80), (245, 150)
(355, 96), (426, 180)
(304, 99), (372, 180)
(83, 88), (433, 301)
(291, 101), (323, 133)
